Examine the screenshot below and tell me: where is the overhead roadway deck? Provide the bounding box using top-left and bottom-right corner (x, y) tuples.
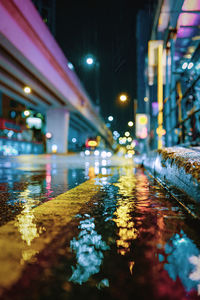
(0, 0), (113, 147)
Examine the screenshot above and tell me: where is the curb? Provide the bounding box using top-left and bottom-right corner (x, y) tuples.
(135, 147), (200, 218)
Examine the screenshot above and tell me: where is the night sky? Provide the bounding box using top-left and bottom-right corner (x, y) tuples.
(55, 0), (156, 135)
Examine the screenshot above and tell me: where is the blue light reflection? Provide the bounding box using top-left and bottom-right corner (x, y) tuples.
(69, 215), (109, 285)
(163, 230), (200, 293)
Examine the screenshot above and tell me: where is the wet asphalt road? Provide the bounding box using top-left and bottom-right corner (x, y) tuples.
(0, 154), (200, 300)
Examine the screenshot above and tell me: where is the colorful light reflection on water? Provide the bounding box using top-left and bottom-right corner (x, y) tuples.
(68, 167), (200, 299)
(1, 162), (200, 299)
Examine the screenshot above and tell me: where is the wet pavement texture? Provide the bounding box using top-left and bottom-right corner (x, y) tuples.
(0, 155), (87, 226)
(0, 154), (200, 299)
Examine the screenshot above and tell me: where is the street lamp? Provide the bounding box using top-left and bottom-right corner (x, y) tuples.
(119, 94), (127, 102)
(85, 55), (100, 108)
(86, 57), (94, 65)
(23, 110), (30, 117)
(118, 93), (137, 138)
(108, 115), (113, 122)
(23, 86), (31, 94)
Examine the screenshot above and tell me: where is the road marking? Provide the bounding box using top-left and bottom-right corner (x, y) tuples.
(0, 177), (102, 291)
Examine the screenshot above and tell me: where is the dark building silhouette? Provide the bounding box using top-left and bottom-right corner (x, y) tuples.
(136, 7), (154, 113)
(32, 0), (56, 36)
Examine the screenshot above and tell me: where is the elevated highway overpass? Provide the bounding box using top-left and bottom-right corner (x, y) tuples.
(0, 0), (113, 153)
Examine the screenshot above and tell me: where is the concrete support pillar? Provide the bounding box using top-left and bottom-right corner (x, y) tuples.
(46, 108), (69, 153)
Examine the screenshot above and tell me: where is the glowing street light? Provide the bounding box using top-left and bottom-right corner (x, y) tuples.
(24, 110), (30, 117)
(86, 57), (94, 65)
(128, 121), (134, 127)
(85, 55), (100, 107)
(23, 86), (31, 94)
(108, 115), (113, 121)
(119, 94), (127, 102)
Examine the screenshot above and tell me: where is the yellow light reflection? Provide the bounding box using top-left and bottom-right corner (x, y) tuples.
(114, 204), (138, 256)
(16, 206), (39, 246)
(15, 189), (40, 247)
(88, 166), (95, 178)
(115, 169), (136, 196)
(129, 261), (135, 275)
(21, 249), (39, 265)
(113, 170), (138, 257)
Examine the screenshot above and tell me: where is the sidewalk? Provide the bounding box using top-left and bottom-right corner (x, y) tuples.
(135, 147), (200, 218)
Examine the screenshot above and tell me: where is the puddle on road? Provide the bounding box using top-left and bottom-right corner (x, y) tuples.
(1, 166), (200, 300)
(0, 168), (86, 226)
(0, 161), (112, 226)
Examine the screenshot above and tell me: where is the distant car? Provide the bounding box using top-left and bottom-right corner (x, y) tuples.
(85, 137), (98, 150)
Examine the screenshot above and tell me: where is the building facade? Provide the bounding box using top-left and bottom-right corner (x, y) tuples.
(142, 0), (200, 149)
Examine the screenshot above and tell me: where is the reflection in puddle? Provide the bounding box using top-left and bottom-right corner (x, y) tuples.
(2, 161), (200, 299)
(189, 255), (200, 295)
(114, 202), (138, 256)
(163, 230), (200, 294)
(15, 187), (40, 246)
(45, 163), (53, 198)
(88, 167), (95, 179)
(84, 159), (112, 179)
(15, 185), (42, 265)
(101, 167), (107, 175)
(16, 205), (39, 246)
(101, 159), (107, 166)
(115, 168), (137, 196)
(0, 164), (87, 225)
(109, 168), (200, 297)
(14, 187), (44, 264)
(69, 215), (109, 285)
(21, 249), (39, 265)
(113, 170), (138, 256)
(94, 165), (100, 175)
